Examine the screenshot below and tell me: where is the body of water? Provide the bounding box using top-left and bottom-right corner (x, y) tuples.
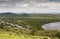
(42, 22), (60, 30)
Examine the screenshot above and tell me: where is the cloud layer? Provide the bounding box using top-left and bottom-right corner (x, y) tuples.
(0, 0), (60, 13)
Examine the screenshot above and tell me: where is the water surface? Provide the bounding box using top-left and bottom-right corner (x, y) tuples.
(42, 22), (60, 30)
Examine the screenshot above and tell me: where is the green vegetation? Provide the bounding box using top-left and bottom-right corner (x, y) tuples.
(0, 13), (60, 39)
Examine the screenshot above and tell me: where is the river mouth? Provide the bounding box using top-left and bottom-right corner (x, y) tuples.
(42, 22), (60, 30)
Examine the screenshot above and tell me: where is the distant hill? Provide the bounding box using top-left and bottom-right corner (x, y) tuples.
(0, 12), (60, 17)
(0, 12), (16, 15)
(0, 12), (18, 17)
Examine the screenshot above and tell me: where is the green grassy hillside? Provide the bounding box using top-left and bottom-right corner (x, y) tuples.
(0, 13), (60, 39)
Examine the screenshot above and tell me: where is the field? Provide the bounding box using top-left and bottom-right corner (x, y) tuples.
(0, 13), (60, 39)
(0, 33), (59, 39)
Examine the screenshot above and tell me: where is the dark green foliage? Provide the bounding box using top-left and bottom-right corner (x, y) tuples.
(55, 32), (60, 38)
(43, 37), (48, 39)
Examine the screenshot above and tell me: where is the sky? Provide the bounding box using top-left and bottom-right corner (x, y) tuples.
(0, 0), (60, 14)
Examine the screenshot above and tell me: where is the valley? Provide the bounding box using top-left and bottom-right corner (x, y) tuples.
(0, 12), (60, 39)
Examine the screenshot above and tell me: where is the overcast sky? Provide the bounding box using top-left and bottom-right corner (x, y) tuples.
(0, 0), (60, 14)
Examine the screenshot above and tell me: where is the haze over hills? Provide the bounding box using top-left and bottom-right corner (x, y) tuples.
(0, 12), (60, 18)
(0, 12), (60, 14)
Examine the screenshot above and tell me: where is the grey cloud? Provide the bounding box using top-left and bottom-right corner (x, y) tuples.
(32, 0), (48, 2)
(0, 0), (29, 3)
(0, 0), (60, 9)
(0, 0), (60, 4)
(48, 0), (60, 2)
(0, 0), (22, 4)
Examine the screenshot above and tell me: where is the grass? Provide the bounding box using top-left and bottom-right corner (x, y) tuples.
(0, 18), (60, 39)
(0, 14), (60, 39)
(0, 34), (20, 39)
(0, 33), (59, 39)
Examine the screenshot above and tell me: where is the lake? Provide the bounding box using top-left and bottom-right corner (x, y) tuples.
(42, 22), (60, 30)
